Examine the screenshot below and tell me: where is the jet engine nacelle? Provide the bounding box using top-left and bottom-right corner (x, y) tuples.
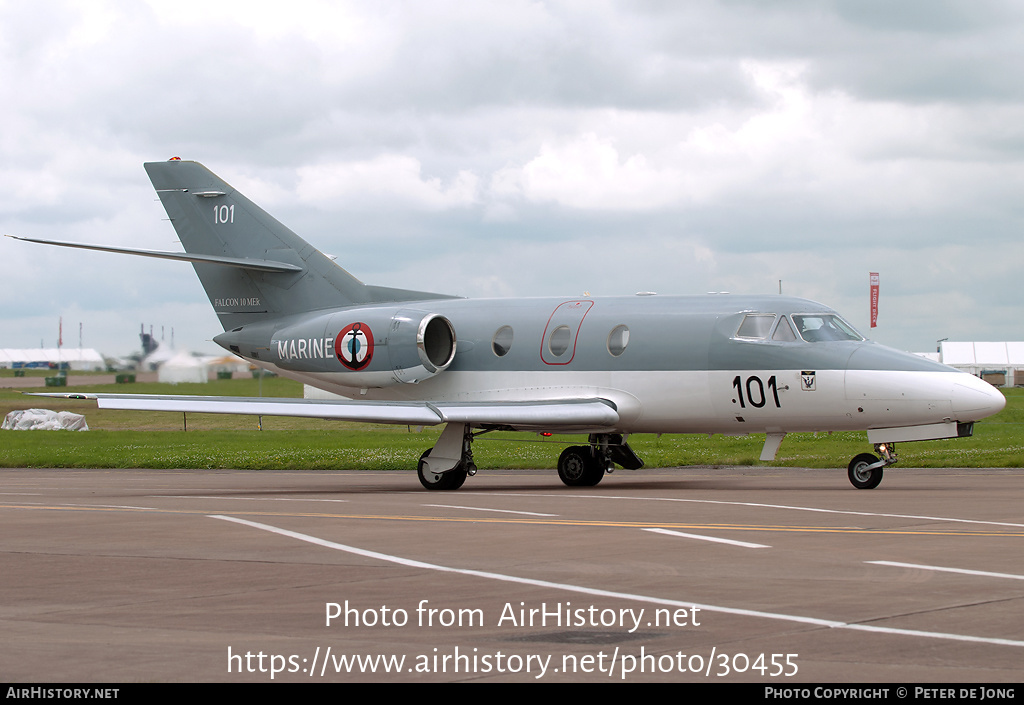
(385, 309), (457, 384)
(222, 307), (457, 388)
(319, 306), (457, 388)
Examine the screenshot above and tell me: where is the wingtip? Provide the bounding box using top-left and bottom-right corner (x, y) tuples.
(23, 392), (98, 400)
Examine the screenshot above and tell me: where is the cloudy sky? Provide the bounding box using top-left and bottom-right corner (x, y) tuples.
(3, 0), (1023, 357)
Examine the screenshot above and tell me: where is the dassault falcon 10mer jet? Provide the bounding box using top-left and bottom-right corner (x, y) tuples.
(11, 159), (1006, 490)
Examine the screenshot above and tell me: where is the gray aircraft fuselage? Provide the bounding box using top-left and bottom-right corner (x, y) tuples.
(215, 292), (1000, 439)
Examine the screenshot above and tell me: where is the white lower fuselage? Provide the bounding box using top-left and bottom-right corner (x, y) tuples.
(284, 366), (1004, 438)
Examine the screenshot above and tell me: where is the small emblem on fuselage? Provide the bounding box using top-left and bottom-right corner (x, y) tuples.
(801, 371), (816, 391)
(336, 322), (374, 370)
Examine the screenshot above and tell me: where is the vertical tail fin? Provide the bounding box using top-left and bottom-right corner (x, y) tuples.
(144, 160), (373, 331)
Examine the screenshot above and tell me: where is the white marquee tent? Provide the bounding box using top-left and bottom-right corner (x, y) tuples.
(0, 348), (105, 371)
(939, 342), (1024, 386)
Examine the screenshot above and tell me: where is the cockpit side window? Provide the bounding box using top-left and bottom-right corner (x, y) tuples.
(735, 314), (776, 339)
(791, 314), (863, 342)
(772, 316), (798, 342)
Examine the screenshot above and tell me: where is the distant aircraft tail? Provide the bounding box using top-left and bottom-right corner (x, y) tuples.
(144, 160), (451, 331)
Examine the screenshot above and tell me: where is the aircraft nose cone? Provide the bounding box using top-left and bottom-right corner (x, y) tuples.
(951, 375), (1006, 420)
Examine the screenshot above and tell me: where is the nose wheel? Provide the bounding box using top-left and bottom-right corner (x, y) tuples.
(848, 453), (883, 489)
(847, 443), (896, 489)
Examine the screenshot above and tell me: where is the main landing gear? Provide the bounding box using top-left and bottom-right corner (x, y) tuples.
(557, 434), (644, 488)
(417, 423), (478, 491)
(417, 448), (470, 490)
(417, 426), (644, 491)
(847, 443), (897, 490)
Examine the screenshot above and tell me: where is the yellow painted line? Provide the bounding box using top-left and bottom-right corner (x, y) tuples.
(3, 501), (1024, 537)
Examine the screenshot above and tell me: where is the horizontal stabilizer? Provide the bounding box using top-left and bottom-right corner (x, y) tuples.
(6, 235), (303, 273)
(28, 393), (620, 431)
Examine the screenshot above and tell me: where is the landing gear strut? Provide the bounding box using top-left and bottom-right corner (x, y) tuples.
(417, 423), (480, 491)
(556, 434), (644, 488)
(847, 443), (896, 490)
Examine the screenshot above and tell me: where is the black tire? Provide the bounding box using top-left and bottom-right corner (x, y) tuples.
(557, 446), (605, 487)
(848, 453), (883, 489)
(417, 449), (468, 491)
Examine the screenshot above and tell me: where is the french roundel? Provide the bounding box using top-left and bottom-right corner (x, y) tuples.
(335, 322), (374, 371)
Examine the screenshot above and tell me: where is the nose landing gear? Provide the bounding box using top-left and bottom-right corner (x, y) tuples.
(847, 443), (897, 489)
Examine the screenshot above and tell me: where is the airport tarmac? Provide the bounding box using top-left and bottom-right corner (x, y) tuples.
(1, 465), (1022, 683)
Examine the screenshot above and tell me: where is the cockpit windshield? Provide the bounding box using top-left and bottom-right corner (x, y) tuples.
(791, 314), (863, 342)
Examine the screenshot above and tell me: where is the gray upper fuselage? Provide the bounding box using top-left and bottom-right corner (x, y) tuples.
(216, 293), (948, 378)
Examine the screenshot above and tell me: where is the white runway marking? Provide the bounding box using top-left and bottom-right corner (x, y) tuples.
(473, 492), (1024, 529)
(212, 514), (1024, 649)
(644, 527), (770, 548)
(66, 503), (158, 510)
(4, 501), (158, 511)
(153, 495), (349, 503)
(424, 504), (557, 517)
(868, 561), (1024, 581)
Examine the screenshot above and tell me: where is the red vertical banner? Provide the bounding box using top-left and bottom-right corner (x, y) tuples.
(869, 272), (880, 328)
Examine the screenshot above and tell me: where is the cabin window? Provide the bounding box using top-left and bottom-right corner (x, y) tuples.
(548, 325), (571, 357)
(735, 314), (776, 339)
(791, 314), (863, 342)
(491, 326), (514, 357)
(607, 324), (630, 356)
(772, 316), (798, 342)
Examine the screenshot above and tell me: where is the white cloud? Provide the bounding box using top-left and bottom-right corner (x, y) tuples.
(2, 2), (1024, 356)
(491, 133), (686, 210)
(296, 156), (479, 211)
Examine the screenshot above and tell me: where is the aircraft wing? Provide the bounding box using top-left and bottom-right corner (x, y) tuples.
(28, 393), (620, 431)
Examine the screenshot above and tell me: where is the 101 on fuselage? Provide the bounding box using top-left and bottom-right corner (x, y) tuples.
(13, 159), (1006, 491)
